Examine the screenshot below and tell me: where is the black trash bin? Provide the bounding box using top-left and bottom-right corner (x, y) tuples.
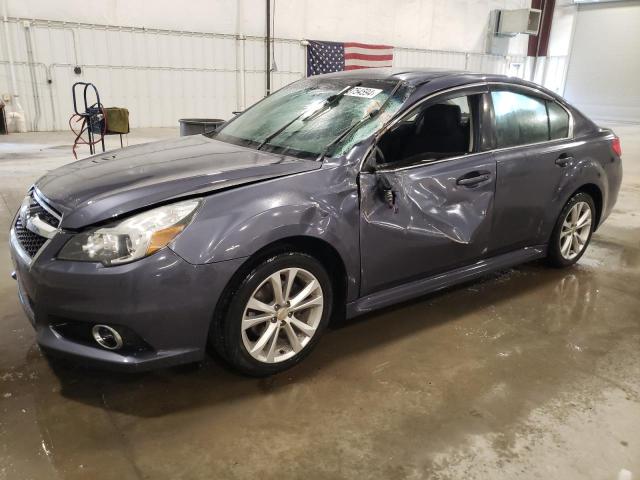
(179, 118), (225, 136)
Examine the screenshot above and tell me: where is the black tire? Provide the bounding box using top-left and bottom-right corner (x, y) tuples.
(210, 252), (333, 377)
(546, 192), (595, 268)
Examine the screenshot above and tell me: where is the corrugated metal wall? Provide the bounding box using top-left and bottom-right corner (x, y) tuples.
(0, 17), (568, 132)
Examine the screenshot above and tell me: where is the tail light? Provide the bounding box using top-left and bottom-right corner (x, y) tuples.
(611, 136), (622, 157)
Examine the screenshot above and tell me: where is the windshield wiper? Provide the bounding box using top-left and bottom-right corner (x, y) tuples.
(318, 80), (405, 161)
(257, 82), (362, 150)
(302, 82), (362, 123)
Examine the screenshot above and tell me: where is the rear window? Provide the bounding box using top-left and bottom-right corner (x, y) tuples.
(491, 90), (549, 148)
(547, 101), (570, 139)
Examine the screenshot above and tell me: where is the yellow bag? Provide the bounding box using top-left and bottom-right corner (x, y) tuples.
(104, 107), (130, 134)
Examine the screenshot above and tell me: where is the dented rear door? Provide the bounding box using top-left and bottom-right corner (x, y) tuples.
(359, 152), (496, 296)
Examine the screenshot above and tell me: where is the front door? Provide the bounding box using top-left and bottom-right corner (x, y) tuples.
(358, 89), (496, 296)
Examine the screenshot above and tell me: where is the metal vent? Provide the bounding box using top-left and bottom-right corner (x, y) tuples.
(14, 215), (48, 257)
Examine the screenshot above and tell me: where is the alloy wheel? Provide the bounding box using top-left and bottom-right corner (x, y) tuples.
(241, 268), (324, 363)
(559, 201), (592, 260)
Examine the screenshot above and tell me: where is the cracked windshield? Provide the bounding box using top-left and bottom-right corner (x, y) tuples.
(213, 77), (409, 159)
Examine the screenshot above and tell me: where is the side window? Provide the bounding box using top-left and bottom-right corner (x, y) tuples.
(376, 95), (475, 166)
(547, 101), (570, 139)
(491, 90), (549, 148)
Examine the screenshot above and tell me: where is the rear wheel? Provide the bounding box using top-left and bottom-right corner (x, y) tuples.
(211, 252), (333, 376)
(547, 192), (595, 268)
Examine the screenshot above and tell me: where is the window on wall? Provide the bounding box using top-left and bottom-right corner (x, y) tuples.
(547, 101), (570, 140)
(491, 91), (550, 148)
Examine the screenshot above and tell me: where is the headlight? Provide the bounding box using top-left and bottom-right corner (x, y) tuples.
(58, 199), (201, 266)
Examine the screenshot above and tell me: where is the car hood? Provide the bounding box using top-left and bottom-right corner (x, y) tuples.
(35, 135), (321, 229)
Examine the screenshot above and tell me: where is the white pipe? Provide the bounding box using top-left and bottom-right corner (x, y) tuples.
(46, 64), (57, 131)
(24, 21), (41, 131)
(301, 39), (309, 77)
(235, 0), (246, 111)
(69, 27), (80, 66)
(560, 5), (579, 96)
(1, 0), (18, 100)
(1, 0), (26, 132)
(238, 35), (246, 111)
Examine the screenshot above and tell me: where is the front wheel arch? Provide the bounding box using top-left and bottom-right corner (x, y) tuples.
(208, 236), (348, 354)
(209, 249), (335, 375)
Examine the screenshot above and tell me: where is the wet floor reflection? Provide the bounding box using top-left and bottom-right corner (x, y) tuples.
(3, 256), (635, 479)
(35, 266), (599, 413)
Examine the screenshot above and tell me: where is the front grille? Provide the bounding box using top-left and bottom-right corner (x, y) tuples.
(29, 193), (60, 228)
(14, 215), (48, 257)
(12, 191), (61, 259)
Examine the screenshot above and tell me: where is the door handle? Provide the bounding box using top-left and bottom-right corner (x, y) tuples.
(456, 173), (491, 186)
(555, 154), (573, 167)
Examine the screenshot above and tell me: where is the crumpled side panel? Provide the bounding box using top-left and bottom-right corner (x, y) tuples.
(172, 163), (363, 302)
(398, 168), (494, 244)
(359, 154), (496, 295)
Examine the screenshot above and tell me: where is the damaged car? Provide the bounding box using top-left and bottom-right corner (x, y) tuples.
(10, 69), (622, 376)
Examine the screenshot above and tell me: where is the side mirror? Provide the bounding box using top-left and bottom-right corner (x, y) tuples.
(375, 170), (396, 210)
(363, 143), (385, 172)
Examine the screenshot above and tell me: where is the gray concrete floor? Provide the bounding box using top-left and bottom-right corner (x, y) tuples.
(1, 125), (639, 480)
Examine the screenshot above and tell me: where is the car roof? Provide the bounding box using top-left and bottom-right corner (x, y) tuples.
(316, 68), (552, 95)
(317, 68), (467, 85)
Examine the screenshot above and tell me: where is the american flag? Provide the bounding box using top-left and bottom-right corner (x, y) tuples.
(306, 40), (393, 76)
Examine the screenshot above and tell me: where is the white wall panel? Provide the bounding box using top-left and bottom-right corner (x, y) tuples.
(1, 19), (243, 131)
(564, 2), (640, 122)
(8, 0), (532, 54)
(1, 16), (567, 132)
(393, 49), (468, 70)
(535, 56), (568, 95)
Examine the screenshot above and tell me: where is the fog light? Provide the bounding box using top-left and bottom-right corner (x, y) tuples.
(91, 325), (123, 350)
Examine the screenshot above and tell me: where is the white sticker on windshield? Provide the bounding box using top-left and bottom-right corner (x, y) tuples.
(345, 87), (383, 99)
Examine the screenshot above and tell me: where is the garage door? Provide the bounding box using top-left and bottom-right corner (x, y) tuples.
(564, 1), (640, 123)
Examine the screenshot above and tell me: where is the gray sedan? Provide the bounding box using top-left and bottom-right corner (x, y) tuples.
(9, 69), (623, 376)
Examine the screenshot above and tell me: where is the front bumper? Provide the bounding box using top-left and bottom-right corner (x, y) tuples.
(10, 229), (244, 371)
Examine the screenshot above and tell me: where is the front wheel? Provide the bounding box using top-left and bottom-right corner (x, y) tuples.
(211, 252), (333, 376)
(547, 192), (595, 268)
